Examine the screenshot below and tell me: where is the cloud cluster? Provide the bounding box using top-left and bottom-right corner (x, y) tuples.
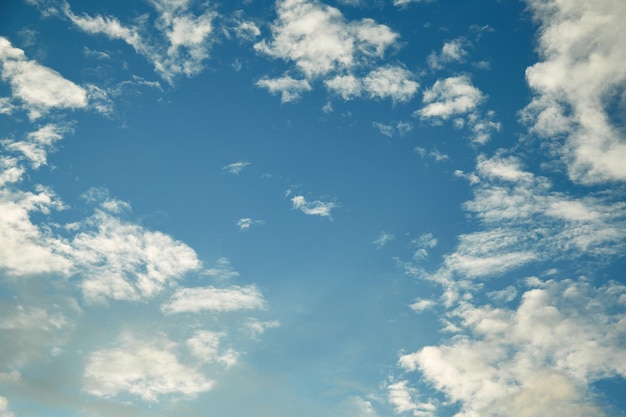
(398, 278), (626, 417)
(60, 0), (216, 83)
(402, 154), (626, 305)
(521, 0), (626, 183)
(254, 0), (418, 102)
(416, 75), (499, 144)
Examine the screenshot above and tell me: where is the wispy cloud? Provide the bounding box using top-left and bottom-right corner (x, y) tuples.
(161, 285), (266, 314)
(291, 195), (338, 217)
(237, 218), (264, 231)
(373, 231), (394, 248)
(223, 160), (250, 175)
(427, 37), (469, 70)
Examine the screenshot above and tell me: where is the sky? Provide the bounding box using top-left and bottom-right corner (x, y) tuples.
(0, 0), (626, 416)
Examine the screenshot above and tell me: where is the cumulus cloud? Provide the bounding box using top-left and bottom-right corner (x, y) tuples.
(291, 195), (337, 217)
(162, 285), (266, 314)
(387, 380), (435, 416)
(417, 75), (484, 120)
(398, 278), (626, 417)
(203, 257), (239, 280)
(521, 0), (626, 183)
(0, 37), (87, 119)
(254, 0), (417, 103)
(84, 332), (214, 402)
(256, 75), (312, 102)
(427, 38), (469, 70)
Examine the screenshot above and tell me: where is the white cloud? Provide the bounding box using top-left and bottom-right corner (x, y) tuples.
(393, 0), (435, 6)
(398, 278), (626, 417)
(73, 205), (201, 303)
(254, 0), (417, 103)
(186, 330), (237, 366)
(162, 285), (266, 314)
(403, 153), (626, 305)
(387, 380), (435, 416)
(291, 195), (337, 217)
(61, 1), (216, 83)
(0, 37), (87, 119)
(237, 218), (264, 231)
(84, 332), (214, 402)
(363, 66), (419, 102)
(325, 74), (362, 100)
(417, 75), (484, 120)
(427, 38), (469, 70)
(256, 75), (312, 102)
(254, 0), (398, 78)
(244, 318), (281, 338)
(203, 257), (239, 280)
(0, 397), (14, 417)
(409, 298), (437, 313)
(223, 160), (250, 175)
(373, 231), (394, 248)
(521, 0), (626, 184)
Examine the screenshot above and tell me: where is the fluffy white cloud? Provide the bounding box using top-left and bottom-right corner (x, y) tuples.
(162, 285), (266, 314)
(72, 204), (201, 303)
(256, 75), (312, 102)
(0, 37), (87, 119)
(398, 278), (626, 417)
(521, 0), (626, 183)
(291, 195), (337, 217)
(255, 0), (417, 103)
(387, 380), (435, 416)
(0, 396), (14, 417)
(255, 0), (397, 78)
(84, 332), (214, 402)
(427, 38), (469, 70)
(203, 257), (239, 280)
(417, 75), (484, 120)
(363, 66), (419, 102)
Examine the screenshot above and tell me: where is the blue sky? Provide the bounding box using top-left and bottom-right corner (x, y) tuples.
(1, 0), (626, 416)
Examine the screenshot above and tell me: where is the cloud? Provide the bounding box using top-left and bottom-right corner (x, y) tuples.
(402, 153), (626, 305)
(291, 195), (337, 217)
(84, 332), (214, 402)
(393, 0), (435, 6)
(427, 38), (469, 70)
(244, 318), (281, 338)
(387, 380), (435, 416)
(398, 277), (626, 417)
(0, 37), (87, 119)
(520, 0), (626, 184)
(0, 397), (14, 417)
(203, 257), (239, 280)
(409, 298), (437, 313)
(162, 285), (266, 314)
(373, 231), (394, 248)
(223, 160), (251, 175)
(237, 218), (264, 231)
(417, 75), (484, 120)
(255, 0), (398, 78)
(60, 0), (216, 83)
(256, 75), (312, 102)
(254, 0), (417, 103)
(362, 66), (419, 102)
